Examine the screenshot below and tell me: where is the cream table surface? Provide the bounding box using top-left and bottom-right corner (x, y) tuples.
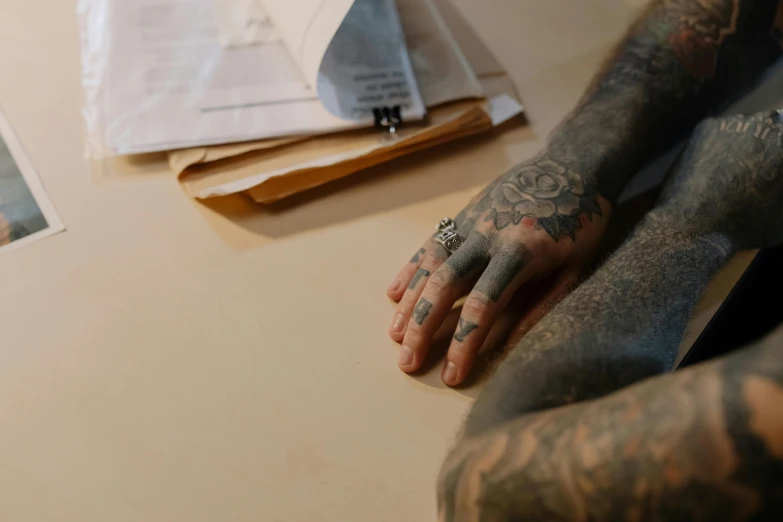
(0, 0), (747, 520)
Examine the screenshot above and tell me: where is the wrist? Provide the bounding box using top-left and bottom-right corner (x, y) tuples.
(545, 121), (641, 204)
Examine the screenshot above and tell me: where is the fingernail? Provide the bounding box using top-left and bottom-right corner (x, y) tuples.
(442, 361), (458, 384)
(398, 346), (414, 368)
(390, 313), (405, 334)
(388, 279), (401, 293)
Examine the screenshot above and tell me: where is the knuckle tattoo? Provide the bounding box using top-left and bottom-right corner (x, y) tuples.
(408, 268), (431, 290)
(412, 298), (434, 326)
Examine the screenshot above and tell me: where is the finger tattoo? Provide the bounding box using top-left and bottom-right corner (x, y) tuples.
(410, 248), (426, 263)
(413, 299), (433, 325)
(408, 268), (430, 290)
(445, 233), (491, 278)
(475, 246), (532, 302)
(454, 318), (479, 342)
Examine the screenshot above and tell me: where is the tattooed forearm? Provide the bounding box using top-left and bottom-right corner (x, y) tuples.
(454, 319), (479, 343)
(461, 0), (782, 243)
(408, 268), (430, 290)
(655, 111), (783, 249)
(440, 325), (783, 522)
(464, 220), (733, 436)
(550, 0), (782, 202)
(412, 298), (433, 325)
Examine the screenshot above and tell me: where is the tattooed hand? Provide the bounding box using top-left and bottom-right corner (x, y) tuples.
(386, 0), (783, 386)
(387, 152), (611, 386)
(652, 110), (783, 250)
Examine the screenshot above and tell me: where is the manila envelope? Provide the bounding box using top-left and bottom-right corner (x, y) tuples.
(171, 0), (523, 202)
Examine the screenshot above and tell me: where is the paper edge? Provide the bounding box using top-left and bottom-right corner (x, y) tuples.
(488, 94), (524, 127)
(193, 143), (380, 197)
(0, 106), (66, 254)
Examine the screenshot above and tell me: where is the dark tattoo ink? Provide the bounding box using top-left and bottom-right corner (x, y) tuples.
(444, 232), (491, 278)
(445, 254), (483, 279)
(436, 0), (783, 517)
(720, 344), (783, 521)
(412, 299), (433, 325)
(440, 326), (783, 522)
(540, 0), (779, 204)
(459, 0), (783, 433)
(454, 319), (479, 342)
(478, 156), (602, 241)
(464, 106), (783, 438)
(658, 111), (783, 250)
(474, 246), (532, 302)
(441, 351), (783, 522)
(409, 248), (425, 263)
(408, 268), (430, 290)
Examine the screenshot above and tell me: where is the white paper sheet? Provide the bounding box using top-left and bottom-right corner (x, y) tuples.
(313, 0), (426, 121)
(261, 0), (355, 88)
(398, 0), (483, 107)
(80, 0), (473, 155)
(93, 0), (361, 155)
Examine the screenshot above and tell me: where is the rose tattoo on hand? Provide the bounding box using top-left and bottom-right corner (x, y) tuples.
(482, 156), (602, 240)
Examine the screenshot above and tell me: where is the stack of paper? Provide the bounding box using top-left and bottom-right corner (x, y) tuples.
(78, 0), (524, 202)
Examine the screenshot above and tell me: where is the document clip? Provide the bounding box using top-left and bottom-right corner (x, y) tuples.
(373, 106), (402, 135)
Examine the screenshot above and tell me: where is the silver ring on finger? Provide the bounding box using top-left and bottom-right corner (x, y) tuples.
(435, 228), (463, 255)
(436, 217), (457, 232)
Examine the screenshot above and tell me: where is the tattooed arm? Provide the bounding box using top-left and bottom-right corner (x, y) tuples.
(438, 327), (783, 522)
(464, 110), (783, 437)
(438, 110), (783, 521)
(548, 0), (783, 202)
(388, 0), (783, 387)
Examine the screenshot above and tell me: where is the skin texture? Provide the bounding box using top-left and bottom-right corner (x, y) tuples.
(387, 0), (782, 386)
(438, 337), (783, 522)
(453, 319), (479, 343)
(437, 108), (783, 520)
